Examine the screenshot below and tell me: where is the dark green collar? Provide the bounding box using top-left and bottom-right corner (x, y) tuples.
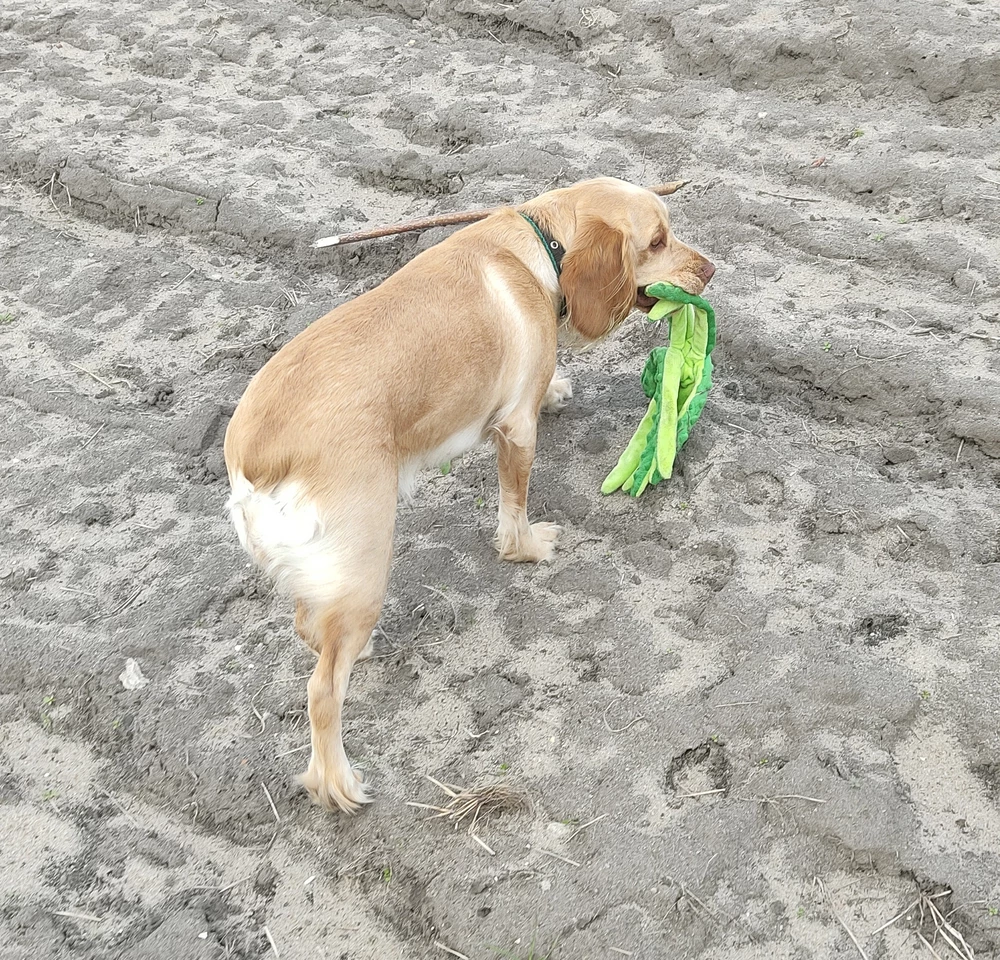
(519, 212), (565, 277)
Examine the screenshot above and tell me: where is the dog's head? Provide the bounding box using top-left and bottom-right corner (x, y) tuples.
(548, 178), (715, 342)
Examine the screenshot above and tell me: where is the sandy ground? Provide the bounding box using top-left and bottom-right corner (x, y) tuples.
(2, 1), (1000, 957)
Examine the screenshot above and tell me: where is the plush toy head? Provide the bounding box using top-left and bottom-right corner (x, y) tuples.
(601, 283), (716, 497)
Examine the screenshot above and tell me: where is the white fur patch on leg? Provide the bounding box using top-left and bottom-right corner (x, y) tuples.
(299, 749), (371, 814)
(495, 512), (561, 563)
(541, 375), (573, 413)
(355, 631), (377, 663)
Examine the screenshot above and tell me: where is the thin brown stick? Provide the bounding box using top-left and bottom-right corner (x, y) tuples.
(93, 785), (139, 827)
(918, 932), (945, 960)
(567, 813), (608, 842)
(261, 782), (280, 824)
(603, 697), (647, 733)
(69, 362), (119, 390)
(434, 942), (471, 960)
(664, 876), (720, 918)
(405, 801), (453, 816)
(538, 848), (582, 867)
(871, 898), (920, 935)
(89, 586), (142, 622)
(756, 189), (822, 203)
(80, 423), (106, 448)
(314, 180), (690, 248)
(469, 832), (496, 856)
(922, 894), (975, 960)
(818, 878), (869, 960)
(190, 874), (254, 893)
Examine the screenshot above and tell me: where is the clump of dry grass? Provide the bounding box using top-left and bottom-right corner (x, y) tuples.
(916, 891), (976, 960)
(408, 775), (529, 855)
(868, 887), (978, 960)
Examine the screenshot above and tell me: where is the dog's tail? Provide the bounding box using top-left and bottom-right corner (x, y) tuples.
(226, 470), (347, 605)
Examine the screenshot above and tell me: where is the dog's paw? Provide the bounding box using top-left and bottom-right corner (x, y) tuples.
(497, 521), (561, 563)
(355, 630), (377, 663)
(541, 376), (573, 413)
(298, 761), (371, 814)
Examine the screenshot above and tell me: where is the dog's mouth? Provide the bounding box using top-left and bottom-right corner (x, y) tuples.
(634, 288), (658, 313)
(635, 277), (709, 312)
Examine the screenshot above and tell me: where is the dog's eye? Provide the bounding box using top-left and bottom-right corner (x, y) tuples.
(650, 236), (665, 250)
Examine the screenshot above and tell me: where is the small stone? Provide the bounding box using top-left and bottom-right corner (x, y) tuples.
(952, 268), (984, 295)
(884, 445), (917, 464)
(119, 658), (150, 690)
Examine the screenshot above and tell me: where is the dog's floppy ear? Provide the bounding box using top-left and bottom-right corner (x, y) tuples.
(560, 217), (636, 341)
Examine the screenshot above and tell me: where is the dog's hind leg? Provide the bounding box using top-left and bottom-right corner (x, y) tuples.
(296, 490), (395, 813)
(295, 601), (318, 651)
(298, 601), (383, 812)
(298, 601), (376, 662)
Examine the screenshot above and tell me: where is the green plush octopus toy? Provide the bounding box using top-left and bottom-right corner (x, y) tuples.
(601, 282), (716, 498)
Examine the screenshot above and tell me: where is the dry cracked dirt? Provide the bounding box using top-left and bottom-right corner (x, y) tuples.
(2, 1), (1000, 958)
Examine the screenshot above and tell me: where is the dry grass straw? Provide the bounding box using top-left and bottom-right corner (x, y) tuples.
(408, 774), (529, 854)
(835, 886), (977, 960)
(263, 924), (280, 957)
(434, 943), (471, 960)
(917, 891), (976, 960)
(816, 877), (869, 960)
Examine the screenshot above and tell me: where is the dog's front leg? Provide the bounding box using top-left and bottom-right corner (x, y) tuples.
(541, 372), (573, 413)
(493, 412), (561, 562)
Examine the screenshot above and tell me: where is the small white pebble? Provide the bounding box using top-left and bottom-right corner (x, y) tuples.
(546, 821), (572, 840)
(758, 111), (768, 118)
(208, 273), (223, 281)
(198, 932), (208, 939)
